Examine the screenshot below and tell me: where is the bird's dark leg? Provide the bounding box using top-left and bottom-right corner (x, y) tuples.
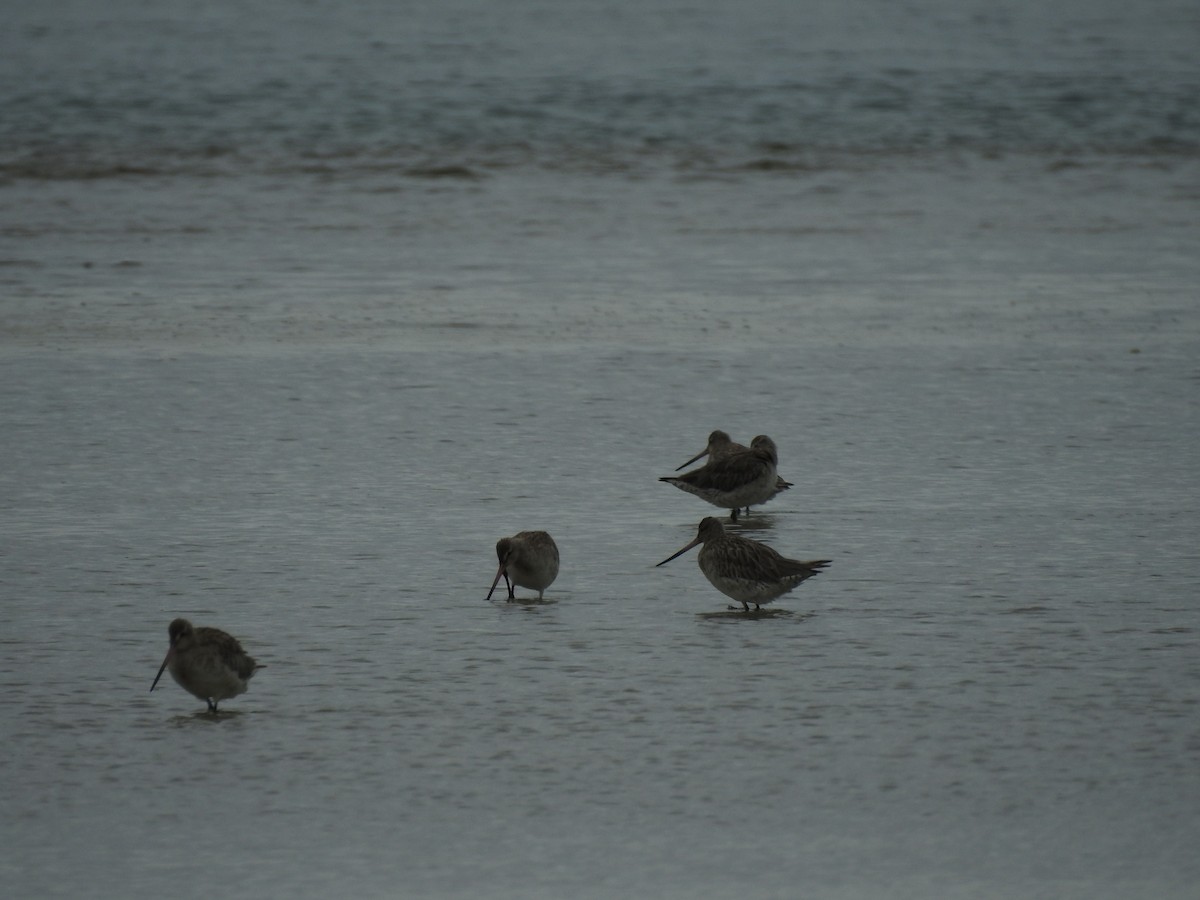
(207, 698), (218, 713)
(730, 507), (739, 522)
(741, 602), (751, 612)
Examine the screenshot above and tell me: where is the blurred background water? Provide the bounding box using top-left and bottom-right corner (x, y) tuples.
(2, 1), (1198, 898)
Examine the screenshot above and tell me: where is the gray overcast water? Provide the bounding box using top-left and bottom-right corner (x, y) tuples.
(2, 1), (1198, 897)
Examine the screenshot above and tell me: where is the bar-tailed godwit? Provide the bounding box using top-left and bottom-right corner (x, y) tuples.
(655, 517), (830, 611)
(486, 530), (560, 601)
(660, 434), (786, 521)
(674, 429), (747, 471)
(673, 430), (793, 515)
(150, 618), (262, 712)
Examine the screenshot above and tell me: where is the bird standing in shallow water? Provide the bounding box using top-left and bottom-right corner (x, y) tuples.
(661, 434), (786, 522)
(674, 429), (746, 470)
(486, 530), (560, 601)
(673, 430), (793, 516)
(655, 517), (830, 611)
(150, 618), (262, 712)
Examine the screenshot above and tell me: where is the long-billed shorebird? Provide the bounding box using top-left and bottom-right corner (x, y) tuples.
(150, 618), (262, 712)
(486, 530), (560, 601)
(661, 434), (786, 521)
(655, 517), (830, 611)
(674, 430), (793, 516)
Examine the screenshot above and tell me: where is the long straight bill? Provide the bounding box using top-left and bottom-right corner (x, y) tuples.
(150, 648), (174, 692)
(674, 449), (709, 472)
(485, 565), (510, 601)
(655, 536), (702, 567)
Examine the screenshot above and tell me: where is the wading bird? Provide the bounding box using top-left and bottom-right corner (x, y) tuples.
(673, 429), (793, 516)
(661, 434), (786, 521)
(486, 531), (560, 601)
(150, 618), (262, 712)
(656, 517), (830, 611)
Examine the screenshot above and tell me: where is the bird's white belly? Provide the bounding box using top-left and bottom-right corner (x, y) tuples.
(509, 560), (555, 591)
(705, 573), (786, 605)
(171, 658), (247, 702)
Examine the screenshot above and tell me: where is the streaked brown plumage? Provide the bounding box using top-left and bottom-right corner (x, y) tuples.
(655, 517), (830, 611)
(150, 618), (261, 712)
(661, 434), (788, 521)
(673, 429), (793, 516)
(486, 530), (560, 601)
(674, 429), (744, 471)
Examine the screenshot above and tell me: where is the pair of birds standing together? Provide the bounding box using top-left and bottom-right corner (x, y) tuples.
(150, 430), (829, 713)
(487, 428), (830, 610)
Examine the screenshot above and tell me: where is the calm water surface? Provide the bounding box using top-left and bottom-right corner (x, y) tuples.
(4, 342), (1197, 899)
(2, 1), (1199, 898)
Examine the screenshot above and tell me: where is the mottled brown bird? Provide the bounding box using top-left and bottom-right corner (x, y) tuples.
(673, 429), (792, 516)
(661, 434), (788, 521)
(486, 530), (560, 601)
(150, 618), (262, 712)
(656, 517), (830, 611)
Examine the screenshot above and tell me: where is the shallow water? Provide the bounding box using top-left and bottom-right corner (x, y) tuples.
(4, 339), (1198, 898)
(2, 1), (1199, 898)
